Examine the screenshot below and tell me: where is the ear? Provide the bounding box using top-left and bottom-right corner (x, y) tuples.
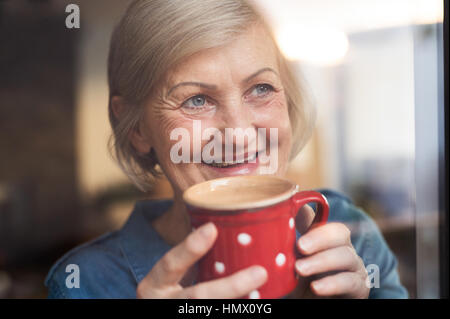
(111, 96), (152, 154)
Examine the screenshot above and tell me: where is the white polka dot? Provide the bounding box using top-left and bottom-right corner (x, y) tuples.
(289, 217), (295, 229)
(214, 262), (225, 274)
(249, 290), (260, 299)
(275, 253), (286, 266)
(237, 233), (252, 246)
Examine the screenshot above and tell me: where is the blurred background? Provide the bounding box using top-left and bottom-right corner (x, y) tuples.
(0, 0), (445, 298)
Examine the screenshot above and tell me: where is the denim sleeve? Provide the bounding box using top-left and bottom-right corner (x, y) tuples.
(358, 213), (409, 299)
(45, 247), (138, 298)
(318, 189), (409, 299)
(46, 278), (67, 299)
(44, 231), (138, 298)
(345, 204), (409, 298)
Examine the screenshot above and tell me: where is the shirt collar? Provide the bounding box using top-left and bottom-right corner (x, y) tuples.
(118, 199), (174, 283)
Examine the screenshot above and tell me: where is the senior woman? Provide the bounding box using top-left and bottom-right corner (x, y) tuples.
(45, 0), (408, 299)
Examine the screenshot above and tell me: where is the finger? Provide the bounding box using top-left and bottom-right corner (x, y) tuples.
(145, 222), (218, 287)
(310, 271), (369, 298)
(295, 246), (363, 277)
(179, 265), (268, 299)
(297, 222), (352, 255)
(295, 204), (316, 234)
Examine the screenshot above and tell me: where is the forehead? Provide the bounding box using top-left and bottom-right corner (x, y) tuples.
(165, 23), (279, 86)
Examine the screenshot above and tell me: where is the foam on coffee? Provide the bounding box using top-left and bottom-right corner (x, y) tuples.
(183, 175), (297, 210)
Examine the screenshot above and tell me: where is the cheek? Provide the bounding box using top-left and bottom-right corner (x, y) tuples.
(253, 94), (292, 173)
(140, 105), (193, 175)
(252, 92), (292, 143)
(145, 111), (200, 191)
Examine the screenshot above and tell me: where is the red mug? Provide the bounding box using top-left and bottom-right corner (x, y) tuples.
(183, 175), (329, 299)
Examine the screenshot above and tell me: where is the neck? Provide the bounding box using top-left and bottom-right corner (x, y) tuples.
(151, 195), (191, 246)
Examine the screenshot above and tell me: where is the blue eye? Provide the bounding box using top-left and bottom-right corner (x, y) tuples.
(251, 84), (274, 97)
(192, 95), (206, 106)
(183, 95), (206, 108)
(181, 94), (217, 114)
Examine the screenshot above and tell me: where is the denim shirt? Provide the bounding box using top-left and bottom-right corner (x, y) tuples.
(45, 189), (408, 299)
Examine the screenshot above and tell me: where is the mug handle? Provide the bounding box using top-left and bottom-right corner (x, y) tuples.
(292, 191), (329, 231)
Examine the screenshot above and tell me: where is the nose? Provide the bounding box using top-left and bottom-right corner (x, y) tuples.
(215, 96), (258, 158)
(219, 97), (253, 130)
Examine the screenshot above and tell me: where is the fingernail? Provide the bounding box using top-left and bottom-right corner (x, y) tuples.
(250, 266), (267, 281)
(312, 280), (326, 292)
(299, 237), (312, 252)
(295, 260), (310, 275)
(199, 223), (215, 238)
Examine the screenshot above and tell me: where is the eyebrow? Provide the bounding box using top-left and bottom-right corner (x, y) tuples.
(242, 67), (278, 83)
(166, 67), (278, 97)
(167, 82), (217, 97)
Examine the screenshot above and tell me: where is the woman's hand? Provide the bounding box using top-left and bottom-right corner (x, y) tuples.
(136, 222), (268, 299)
(293, 206), (370, 299)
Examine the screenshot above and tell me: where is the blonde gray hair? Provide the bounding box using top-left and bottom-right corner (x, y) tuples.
(108, 0), (316, 192)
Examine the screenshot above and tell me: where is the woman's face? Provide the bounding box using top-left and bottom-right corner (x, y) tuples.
(136, 23), (293, 196)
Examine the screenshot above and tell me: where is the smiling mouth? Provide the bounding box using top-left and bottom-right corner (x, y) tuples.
(202, 151), (259, 168)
